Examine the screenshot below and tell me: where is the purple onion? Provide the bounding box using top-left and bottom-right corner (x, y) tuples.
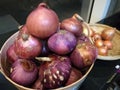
(38, 54), (71, 89)
(7, 44), (19, 63)
(70, 42), (98, 69)
(10, 59), (38, 86)
(48, 30), (77, 55)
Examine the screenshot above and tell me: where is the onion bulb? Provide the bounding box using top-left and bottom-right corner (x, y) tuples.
(98, 46), (108, 56)
(101, 28), (115, 40)
(38, 54), (71, 89)
(26, 3), (59, 39)
(14, 33), (42, 59)
(10, 59), (38, 86)
(48, 30), (77, 55)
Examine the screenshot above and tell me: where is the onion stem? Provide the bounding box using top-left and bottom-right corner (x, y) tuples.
(35, 57), (51, 61)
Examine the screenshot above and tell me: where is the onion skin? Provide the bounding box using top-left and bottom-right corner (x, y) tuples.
(94, 39), (104, 48)
(48, 30), (77, 55)
(32, 78), (44, 90)
(39, 54), (71, 89)
(14, 33), (42, 59)
(101, 28), (115, 40)
(98, 46), (108, 56)
(26, 3), (59, 39)
(65, 67), (82, 86)
(7, 44), (19, 63)
(70, 42), (97, 69)
(10, 59), (38, 86)
(77, 34), (91, 44)
(60, 17), (83, 37)
(103, 40), (113, 50)
(92, 33), (102, 41)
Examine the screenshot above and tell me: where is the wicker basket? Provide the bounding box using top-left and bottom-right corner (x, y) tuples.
(0, 32), (94, 90)
(90, 24), (120, 60)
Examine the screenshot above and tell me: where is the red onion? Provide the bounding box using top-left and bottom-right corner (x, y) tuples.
(38, 54), (71, 89)
(14, 32), (42, 59)
(26, 3), (59, 39)
(65, 67), (82, 86)
(32, 78), (44, 90)
(60, 14), (83, 37)
(7, 44), (19, 63)
(77, 34), (91, 44)
(70, 42), (97, 69)
(18, 25), (29, 38)
(10, 59), (38, 86)
(48, 30), (77, 55)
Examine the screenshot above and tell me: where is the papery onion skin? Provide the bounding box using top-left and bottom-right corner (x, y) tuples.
(39, 54), (71, 89)
(77, 34), (91, 44)
(70, 42), (97, 69)
(92, 33), (102, 41)
(103, 40), (113, 50)
(101, 28), (115, 40)
(14, 33), (42, 59)
(26, 3), (59, 39)
(60, 17), (83, 37)
(48, 30), (77, 55)
(65, 67), (82, 86)
(94, 39), (104, 48)
(98, 46), (108, 56)
(7, 44), (19, 63)
(32, 78), (44, 90)
(10, 59), (38, 86)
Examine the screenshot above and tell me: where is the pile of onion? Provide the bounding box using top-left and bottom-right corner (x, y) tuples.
(92, 28), (115, 56)
(6, 2), (98, 90)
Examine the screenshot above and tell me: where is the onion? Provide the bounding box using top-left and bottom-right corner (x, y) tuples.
(103, 40), (113, 50)
(65, 67), (82, 86)
(70, 42), (97, 69)
(48, 30), (77, 55)
(38, 54), (71, 89)
(14, 32), (42, 59)
(40, 40), (51, 57)
(7, 44), (19, 63)
(10, 59), (38, 86)
(60, 14), (83, 37)
(94, 39), (104, 48)
(101, 28), (115, 40)
(98, 46), (108, 56)
(77, 34), (91, 44)
(32, 78), (43, 90)
(92, 33), (102, 41)
(26, 3), (59, 39)
(18, 25), (29, 38)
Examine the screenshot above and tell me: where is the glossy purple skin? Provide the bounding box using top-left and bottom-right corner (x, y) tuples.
(70, 42), (98, 69)
(14, 33), (42, 59)
(60, 18), (83, 37)
(7, 44), (19, 63)
(48, 30), (77, 55)
(10, 59), (38, 86)
(39, 55), (71, 89)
